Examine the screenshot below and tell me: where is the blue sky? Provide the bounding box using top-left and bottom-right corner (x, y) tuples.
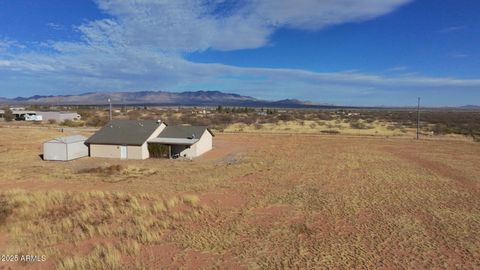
(0, 0), (479, 106)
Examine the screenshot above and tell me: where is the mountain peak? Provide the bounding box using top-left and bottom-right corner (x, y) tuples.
(0, 90), (315, 108)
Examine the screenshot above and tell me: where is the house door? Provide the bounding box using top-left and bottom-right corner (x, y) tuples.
(120, 146), (128, 159)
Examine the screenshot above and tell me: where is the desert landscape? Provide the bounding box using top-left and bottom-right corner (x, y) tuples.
(2, 0), (480, 269)
(1, 118), (479, 269)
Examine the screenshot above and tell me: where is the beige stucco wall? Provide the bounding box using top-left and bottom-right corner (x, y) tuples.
(127, 145), (145, 160)
(172, 145), (194, 158)
(89, 144), (121, 159)
(90, 144), (146, 160)
(172, 130), (213, 159)
(194, 130), (213, 157)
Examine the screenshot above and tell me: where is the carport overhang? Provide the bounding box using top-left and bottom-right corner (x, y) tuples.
(147, 138), (199, 145)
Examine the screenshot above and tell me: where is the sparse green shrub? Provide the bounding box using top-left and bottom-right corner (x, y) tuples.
(2, 108), (13, 122)
(61, 120), (84, 127)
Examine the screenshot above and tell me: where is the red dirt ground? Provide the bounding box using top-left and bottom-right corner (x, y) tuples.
(1, 127), (480, 269)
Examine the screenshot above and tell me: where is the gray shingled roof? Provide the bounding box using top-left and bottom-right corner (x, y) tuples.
(86, 120), (163, 146)
(158, 125), (213, 139)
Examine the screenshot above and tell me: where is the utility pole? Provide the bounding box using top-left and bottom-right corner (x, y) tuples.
(416, 97), (420, 140)
(108, 98), (112, 121)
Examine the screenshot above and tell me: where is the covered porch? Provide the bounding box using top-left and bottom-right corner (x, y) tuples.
(147, 137), (199, 159)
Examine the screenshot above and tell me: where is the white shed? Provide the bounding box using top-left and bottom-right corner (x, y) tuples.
(43, 135), (88, 161)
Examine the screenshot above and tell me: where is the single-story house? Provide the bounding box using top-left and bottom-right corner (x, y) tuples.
(85, 120), (167, 160)
(148, 125), (214, 159)
(43, 135), (88, 161)
(37, 111), (82, 122)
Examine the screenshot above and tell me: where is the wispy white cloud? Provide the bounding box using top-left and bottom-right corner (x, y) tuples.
(385, 66), (409, 72)
(0, 38), (25, 52)
(85, 0), (413, 52)
(438, 25), (466, 34)
(448, 53), (469, 58)
(46, 22), (65, 30)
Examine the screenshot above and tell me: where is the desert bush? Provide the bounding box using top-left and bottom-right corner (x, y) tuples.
(57, 243), (121, 270)
(79, 165), (125, 175)
(2, 108), (14, 122)
(181, 194), (200, 206)
(240, 116), (256, 125)
(48, 119), (57, 124)
(278, 114), (294, 121)
(316, 112), (333, 120)
(349, 121), (370, 129)
(321, 130), (340, 134)
(61, 120), (84, 127)
(78, 109), (94, 119)
(0, 195), (13, 225)
(85, 116), (109, 127)
(127, 110), (142, 120)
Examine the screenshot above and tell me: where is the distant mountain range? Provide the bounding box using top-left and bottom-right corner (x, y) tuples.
(0, 90), (322, 108)
(0, 91), (478, 109)
(459, 105), (480, 109)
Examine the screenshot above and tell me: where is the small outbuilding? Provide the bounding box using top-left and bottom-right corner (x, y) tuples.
(43, 135), (88, 161)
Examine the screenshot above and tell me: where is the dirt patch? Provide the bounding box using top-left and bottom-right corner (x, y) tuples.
(200, 190), (247, 209)
(385, 146), (480, 192)
(248, 205), (295, 226)
(140, 243), (183, 269)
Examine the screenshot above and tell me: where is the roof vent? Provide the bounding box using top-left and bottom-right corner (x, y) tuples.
(191, 134), (196, 139)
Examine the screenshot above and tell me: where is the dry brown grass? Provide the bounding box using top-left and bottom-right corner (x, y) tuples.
(57, 243), (121, 270)
(1, 189), (203, 269)
(0, 195), (13, 226)
(224, 119), (417, 137)
(78, 164), (125, 174)
(0, 125), (479, 269)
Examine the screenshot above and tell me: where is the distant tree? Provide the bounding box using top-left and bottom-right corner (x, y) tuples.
(2, 108), (13, 122)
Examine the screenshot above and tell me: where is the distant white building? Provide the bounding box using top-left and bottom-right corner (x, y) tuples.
(25, 115), (43, 121)
(37, 111), (82, 122)
(12, 110), (39, 121)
